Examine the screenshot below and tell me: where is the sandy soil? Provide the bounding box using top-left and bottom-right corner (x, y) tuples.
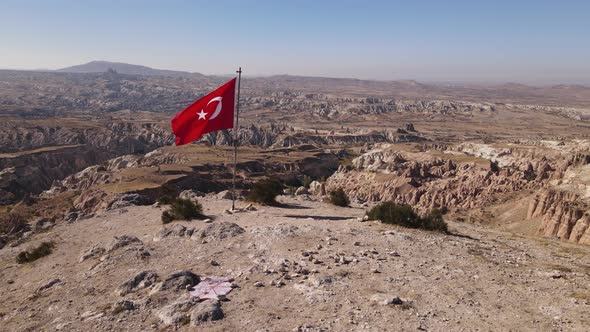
(1, 196), (589, 332)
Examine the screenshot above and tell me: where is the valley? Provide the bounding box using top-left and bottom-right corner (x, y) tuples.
(1, 66), (590, 331)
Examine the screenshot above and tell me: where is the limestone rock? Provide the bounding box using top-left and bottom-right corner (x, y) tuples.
(216, 190), (234, 200)
(154, 224), (195, 241)
(192, 222), (245, 241)
(295, 187), (309, 196)
(108, 193), (153, 210)
(179, 190), (205, 203)
(79, 246), (106, 262)
(32, 217), (55, 232)
(161, 270), (200, 291)
(190, 300), (224, 325)
(36, 278), (63, 293)
(112, 300), (137, 313)
(116, 271), (159, 296)
(156, 298), (196, 326)
(308, 181), (326, 196)
(106, 235), (142, 252)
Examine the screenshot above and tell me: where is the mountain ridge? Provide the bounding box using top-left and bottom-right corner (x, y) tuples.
(57, 60), (205, 78)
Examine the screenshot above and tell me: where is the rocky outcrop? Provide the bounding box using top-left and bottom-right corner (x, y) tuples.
(205, 124), (286, 147)
(244, 95), (496, 120)
(528, 189), (590, 244)
(0, 121), (175, 154)
(0, 145), (113, 203)
(274, 130), (426, 148)
(327, 144), (561, 215)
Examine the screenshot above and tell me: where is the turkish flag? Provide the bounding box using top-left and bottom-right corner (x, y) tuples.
(171, 78), (236, 145)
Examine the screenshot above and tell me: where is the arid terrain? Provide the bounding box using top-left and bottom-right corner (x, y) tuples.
(1, 63), (590, 331)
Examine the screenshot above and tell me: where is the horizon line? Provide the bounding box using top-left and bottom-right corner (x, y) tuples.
(1, 61), (589, 88)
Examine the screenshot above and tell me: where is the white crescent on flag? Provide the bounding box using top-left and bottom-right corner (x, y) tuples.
(207, 97), (223, 120)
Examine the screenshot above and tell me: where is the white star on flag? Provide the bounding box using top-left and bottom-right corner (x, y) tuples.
(197, 110), (207, 120)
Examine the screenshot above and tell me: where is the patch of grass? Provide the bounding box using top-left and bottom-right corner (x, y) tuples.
(367, 202), (448, 233)
(161, 198), (205, 224)
(248, 178), (283, 206)
(16, 241), (54, 264)
(329, 188), (350, 207)
(0, 214), (29, 235)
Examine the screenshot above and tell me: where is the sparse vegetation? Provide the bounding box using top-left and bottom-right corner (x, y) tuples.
(161, 198), (205, 224)
(329, 188), (350, 207)
(248, 178), (283, 206)
(16, 241), (54, 264)
(420, 208), (449, 233)
(0, 214), (29, 235)
(367, 202), (448, 233)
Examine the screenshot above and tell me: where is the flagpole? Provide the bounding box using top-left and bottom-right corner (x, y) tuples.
(232, 67), (242, 211)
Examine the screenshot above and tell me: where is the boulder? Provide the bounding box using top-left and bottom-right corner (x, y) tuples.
(161, 270), (200, 291)
(64, 211), (79, 223)
(112, 300), (137, 313)
(216, 190), (234, 200)
(156, 298), (197, 326)
(154, 224), (195, 241)
(179, 190), (205, 203)
(106, 235), (142, 252)
(108, 193), (153, 210)
(295, 187), (309, 196)
(32, 218), (55, 232)
(79, 246), (106, 262)
(116, 271), (159, 296)
(36, 278), (63, 293)
(190, 300), (224, 325)
(192, 222), (245, 241)
(308, 181), (326, 196)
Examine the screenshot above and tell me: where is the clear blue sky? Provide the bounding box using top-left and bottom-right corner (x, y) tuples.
(1, 0), (589, 84)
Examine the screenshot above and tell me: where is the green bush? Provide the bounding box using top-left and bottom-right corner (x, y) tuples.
(367, 202), (448, 233)
(158, 196), (174, 205)
(16, 241), (54, 264)
(367, 202), (418, 228)
(248, 178), (283, 206)
(420, 208), (449, 233)
(329, 188), (350, 207)
(161, 198), (205, 223)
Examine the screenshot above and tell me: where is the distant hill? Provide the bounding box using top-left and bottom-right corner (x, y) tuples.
(57, 61), (204, 78)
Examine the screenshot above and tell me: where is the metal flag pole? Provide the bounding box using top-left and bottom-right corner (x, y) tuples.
(231, 67), (242, 211)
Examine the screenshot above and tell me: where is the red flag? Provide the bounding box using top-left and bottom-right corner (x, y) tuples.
(171, 78), (236, 146)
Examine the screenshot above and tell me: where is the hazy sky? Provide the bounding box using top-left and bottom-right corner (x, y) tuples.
(1, 0), (589, 84)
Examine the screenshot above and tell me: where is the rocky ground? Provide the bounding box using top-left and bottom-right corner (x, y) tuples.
(1, 195), (589, 331)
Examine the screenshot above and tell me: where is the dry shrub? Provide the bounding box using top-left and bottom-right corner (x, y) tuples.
(16, 241), (54, 264)
(248, 178), (283, 206)
(367, 202), (448, 233)
(161, 198), (205, 224)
